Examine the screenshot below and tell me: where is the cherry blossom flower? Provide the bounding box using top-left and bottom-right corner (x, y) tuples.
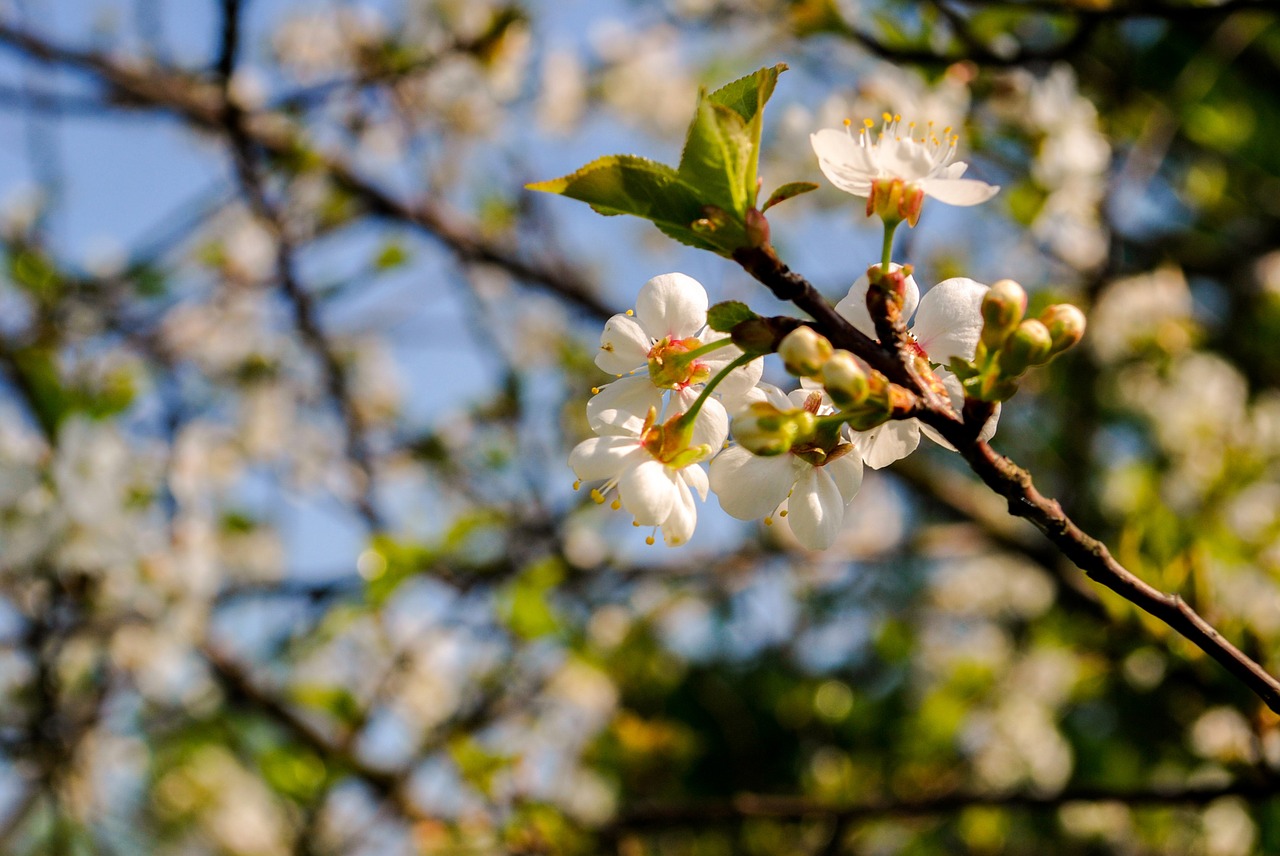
(709, 386), (863, 550)
(570, 398), (727, 547)
(835, 266), (997, 467)
(589, 273), (761, 430)
(810, 115), (998, 222)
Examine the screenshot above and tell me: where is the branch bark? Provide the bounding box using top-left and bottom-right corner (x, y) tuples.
(734, 249), (1280, 714)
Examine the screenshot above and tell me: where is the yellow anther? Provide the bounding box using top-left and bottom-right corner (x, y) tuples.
(764, 516), (773, 526)
(863, 118), (875, 128)
(893, 113), (901, 122)
(573, 479), (582, 491)
(591, 387), (600, 395)
(645, 535), (655, 545)
(626, 309), (634, 316)
(601, 343), (614, 352)
(590, 489), (606, 504)
(908, 121), (916, 128)
(951, 134), (959, 145)
(780, 509), (788, 518)
(881, 111), (892, 122)
(610, 499), (621, 510)
(616, 374), (623, 378)
(943, 126), (953, 135)
(632, 520), (641, 527)
(843, 117), (852, 127)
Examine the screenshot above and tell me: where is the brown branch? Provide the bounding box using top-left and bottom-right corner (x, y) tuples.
(0, 23), (614, 322)
(614, 779), (1280, 829)
(734, 250), (1280, 714)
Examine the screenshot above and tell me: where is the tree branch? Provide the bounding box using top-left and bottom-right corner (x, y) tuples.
(735, 250), (1280, 714)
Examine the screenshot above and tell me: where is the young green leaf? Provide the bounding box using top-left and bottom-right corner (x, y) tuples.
(678, 96), (753, 216)
(706, 63), (786, 208)
(762, 181), (819, 211)
(706, 301), (759, 333)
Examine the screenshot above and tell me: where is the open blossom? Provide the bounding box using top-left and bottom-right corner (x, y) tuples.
(709, 386), (863, 550)
(835, 265), (998, 467)
(590, 273), (761, 430)
(810, 115), (998, 222)
(570, 399), (727, 547)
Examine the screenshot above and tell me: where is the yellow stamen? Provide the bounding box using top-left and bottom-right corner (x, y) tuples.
(780, 509), (788, 518)
(863, 118), (874, 128)
(764, 516), (773, 526)
(645, 535), (655, 545)
(881, 111), (892, 122)
(590, 489), (605, 504)
(610, 499), (621, 510)
(591, 387), (600, 394)
(626, 309), (634, 316)
(843, 118), (852, 127)
(632, 520), (641, 527)
(573, 480), (582, 491)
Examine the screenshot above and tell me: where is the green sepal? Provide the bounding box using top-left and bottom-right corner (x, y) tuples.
(707, 301), (759, 333)
(948, 356), (981, 381)
(730, 315), (802, 357)
(762, 181), (819, 211)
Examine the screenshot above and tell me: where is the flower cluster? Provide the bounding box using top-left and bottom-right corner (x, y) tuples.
(570, 117), (1085, 550)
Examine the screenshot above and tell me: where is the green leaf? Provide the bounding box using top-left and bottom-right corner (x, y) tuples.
(707, 301), (759, 333)
(678, 97), (753, 215)
(762, 181), (819, 211)
(948, 357), (980, 381)
(706, 64), (786, 208)
(527, 155), (725, 253)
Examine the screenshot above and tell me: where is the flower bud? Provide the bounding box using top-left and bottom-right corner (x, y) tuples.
(1039, 304), (1087, 357)
(820, 350), (869, 407)
(731, 403), (816, 457)
(778, 327), (833, 378)
(997, 318), (1053, 377)
(980, 279), (1027, 351)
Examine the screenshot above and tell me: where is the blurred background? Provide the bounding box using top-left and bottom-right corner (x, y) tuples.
(0, 0), (1278, 853)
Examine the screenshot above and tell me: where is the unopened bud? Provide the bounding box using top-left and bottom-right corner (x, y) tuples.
(778, 327), (832, 377)
(981, 279), (1027, 351)
(821, 350), (869, 407)
(997, 319), (1053, 377)
(1039, 304), (1087, 357)
(731, 403), (816, 457)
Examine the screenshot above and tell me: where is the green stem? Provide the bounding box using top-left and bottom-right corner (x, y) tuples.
(881, 219), (900, 270)
(676, 353), (755, 432)
(683, 337), (735, 361)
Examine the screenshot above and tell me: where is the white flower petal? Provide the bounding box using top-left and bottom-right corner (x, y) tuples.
(619, 459), (677, 525)
(912, 277), (988, 363)
(786, 467), (845, 550)
(920, 372), (1001, 450)
(708, 446), (801, 520)
(919, 176), (1000, 206)
(686, 396), (729, 453)
(569, 436), (642, 482)
(596, 314), (651, 375)
(635, 273), (708, 340)
(682, 462), (709, 501)
(857, 419), (921, 469)
(810, 129), (876, 196)
(660, 476), (698, 546)
(835, 263), (920, 340)
(586, 376), (661, 433)
(825, 453), (864, 504)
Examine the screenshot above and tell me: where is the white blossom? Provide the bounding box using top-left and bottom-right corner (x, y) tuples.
(811, 115), (998, 210)
(569, 398), (727, 546)
(709, 386), (863, 550)
(590, 272), (761, 429)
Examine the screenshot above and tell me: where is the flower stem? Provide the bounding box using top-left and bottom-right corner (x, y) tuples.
(881, 220), (900, 270)
(683, 337), (735, 361)
(676, 353), (755, 432)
